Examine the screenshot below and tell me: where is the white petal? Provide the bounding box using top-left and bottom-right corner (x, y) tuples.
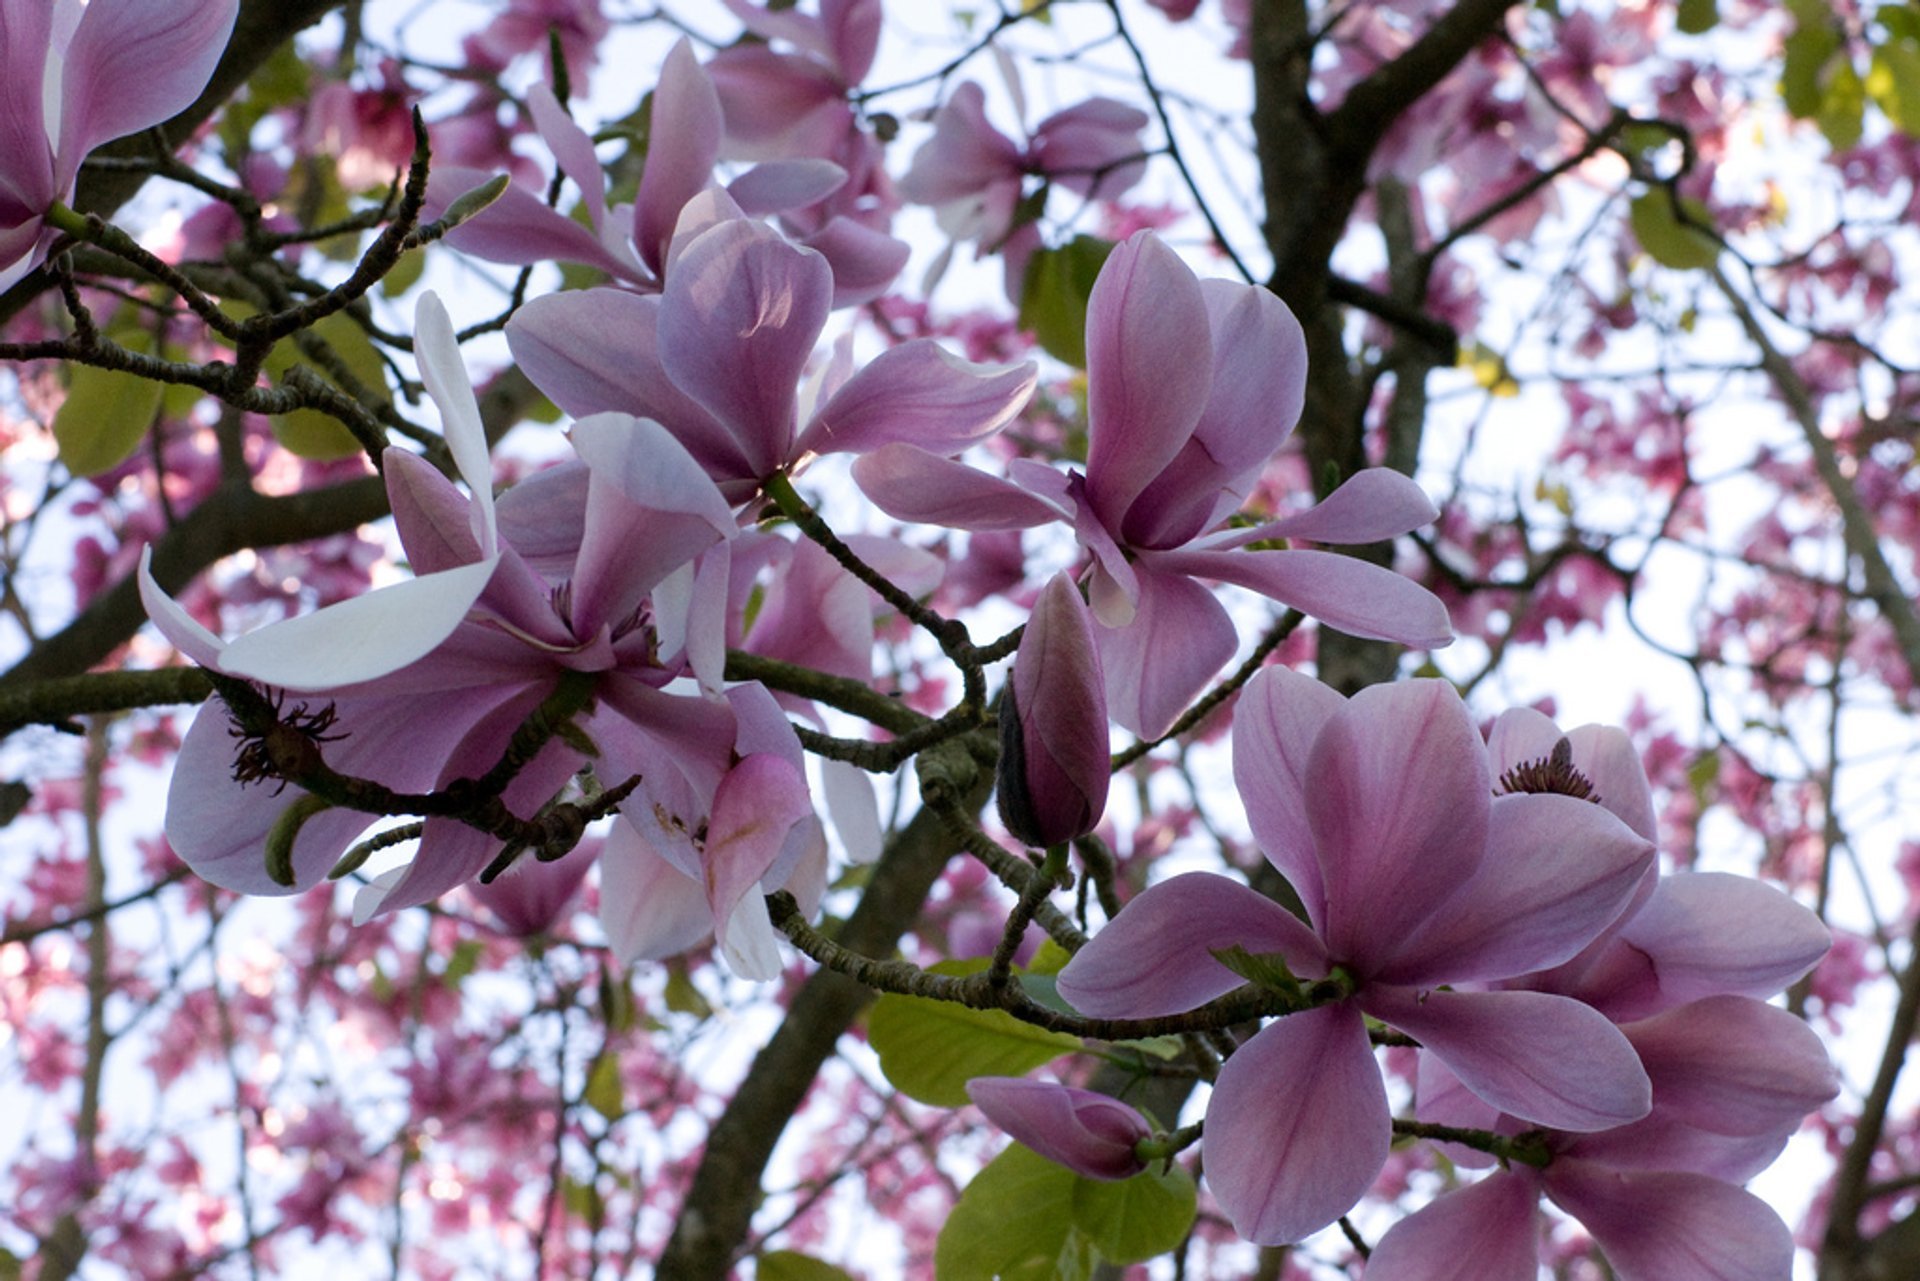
(138, 546), (226, 666)
(820, 756), (884, 864)
(415, 291), (496, 555)
(720, 889), (782, 981)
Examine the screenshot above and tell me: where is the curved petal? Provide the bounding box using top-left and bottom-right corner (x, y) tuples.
(1622, 996), (1838, 1136)
(526, 83), (608, 233)
(1376, 793), (1654, 987)
(1230, 667), (1344, 930)
(1363, 1172), (1541, 1281)
(851, 443), (1065, 531)
(635, 38), (723, 273)
(55, 0), (237, 189)
(138, 546), (225, 667)
(704, 753), (814, 973)
(599, 816), (715, 965)
(1159, 546), (1453, 650)
(1240, 468), (1439, 546)
(966, 1078), (1150, 1181)
(1082, 233), (1214, 532)
(1055, 872), (1326, 1019)
(385, 447), (481, 573)
(415, 291), (495, 555)
(728, 158), (847, 214)
(428, 167), (643, 279)
(1545, 1164), (1795, 1281)
(896, 82), (1023, 207)
(1614, 872), (1831, 1011)
(0, 4), (55, 215)
(794, 215), (910, 308)
(1367, 987), (1651, 1132)
(820, 756), (883, 864)
(1301, 679), (1489, 971)
(658, 217), (832, 479)
(797, 341), (1035, 459)
(1203, 1005), (1388, 1245)
(1093, 560), (1237, 740)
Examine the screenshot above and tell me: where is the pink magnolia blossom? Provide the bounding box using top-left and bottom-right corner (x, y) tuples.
(140, 293), (813, 977)
(706, 0), (880, 164)
(506, 213), (1036, 505)
(855, 231), (1451, 735)
(1055, 669), (1657, 1244)
(899, 81), (1151, 256)
(965, 1077), (1151, 1181)
(996, 572), (1109, 849)
(0, 0), (239, 290)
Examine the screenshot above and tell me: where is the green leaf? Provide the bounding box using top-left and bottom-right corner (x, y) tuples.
(1018, 236), (1114, 367)
(441, 939), (483, 987)
(756, 1252), (856, 1281)
(381, 247), (426, 298)
(664, 960), (713, 1018)
(867, 984), (1082, 1106)
(53, 348), (165, 477)
(1628, 191), (1720, 270)
(584, 1050), (624, 1121)
(1071, 1162), (1197, 1264)
(1819, 57), (1867, 150)
(1782, 16), (1842, 119)
(1869, 38), (1920, 135)
(1676, 0), (1716, 34)
(263, 311), (389, 459)
(935, 1145), (1077, 1281)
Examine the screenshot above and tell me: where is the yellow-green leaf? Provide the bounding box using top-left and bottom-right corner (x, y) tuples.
(1071, 1162), (1196, 1264)
(935, 1145), (1078, 1281)
(1018, 236), (1114, 368)
(584, 1051), (624, 1121)
(1629, 190), (1720, 270)
(53, 325), (165, 477)
(756, 1252), (857, 1281)
(867, 967), (1082, 1106)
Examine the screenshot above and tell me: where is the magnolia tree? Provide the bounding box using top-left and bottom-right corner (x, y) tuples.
(3, 0), (1918, 1277)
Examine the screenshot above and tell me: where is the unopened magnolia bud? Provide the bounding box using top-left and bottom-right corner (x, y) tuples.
(996, 573), (1109, 849)
(967, 1076), (1151, 1181)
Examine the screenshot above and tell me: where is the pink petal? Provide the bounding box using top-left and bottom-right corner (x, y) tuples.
(1487, 711), (1658, 842)
(1366, 987), (1651, 1132)
(469, 836), (597, 936)
(851, 443), (1065, 530)
(386, 448), (481, 574)
(798, 342), (1035, 458)
(820, 0), (882, 84)
(703, 753), (814, 957)
(658, 218), (832, 480)
(427, 166), (643, 279)
(1120, 279), (1307, 549)
(1376, 793), (1654, 987)
(1243, 468), (1439, 546)
(1301, 680), (1490, 971)
(1092, 558), (1237, 739)
(706, 45), (848, 161)
(1362, 1171), (1541, 1281)
(634, 38), (722, 273)
(0, 3), (55, 216)
(1230, 667), (1344, 931)
(1413, 1052), (1504, 1168)
(1030, 97), (1152, 199)
(1544, 1164), (1795, 1281)
(1612, 872), (1831, 1012)
(966, 1078), (1150, 1181)
(54, 0), (237, 190)
(1158, 547), (1453, 650)
(794, 215), (910, 308)
(598, 817), (714, 965)
(999, 572), (1109, 849)
(526, 83), (608, 233)
(1204, 1005), (1388, 1244)
(1082, 233), (1214, 533)
(896, 82), (1023, 207)
(1055, 872), (1326, 1019)
(1622, 996), (1838, 1136)
(728, 159), (847, 214)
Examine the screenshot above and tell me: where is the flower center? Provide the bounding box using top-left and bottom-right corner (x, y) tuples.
(1494, 736), (1602, 804)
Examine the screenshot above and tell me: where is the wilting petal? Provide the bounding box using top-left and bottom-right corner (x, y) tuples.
(1363, 1171), (1541, 1281)
(797, 341), (1035, 458)
(1093, 560), (1236, 740)
(1545, 1164), (1795, 1281)
(967, 1078), (1150, 1181)
(600, 817), (715, 964)
(1377, 793), (1653, 987)
(852, 443), (1065, 530)
(215, 558), (499, 690)
(634, 38), (723, 273)
(1622, 996), (1838, 1136)
(1367, 987), (1651, 1132)
(1082, 233), (1214, 533)
(414, 291), (496, 555)
(1300, 680), (1489, 970)
(1055, 872), (1326, 1018)
(658, 218), (832, 479)
(1231, 667), (1344, 930)
(998, 573), (1109, 849)
(704, 753), (814, 975)
(1611, 872), (1831, 1013)
(1160, 546), (1453, 650)
(1204, 1005), (1388, 1245)
(54, 0), (237, 190)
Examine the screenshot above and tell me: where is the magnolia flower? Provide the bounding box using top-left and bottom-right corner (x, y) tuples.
(996, 572), (1109, 849)
(855, 231), (1451, 736)
(140, 293), (813, 975)
(966, 1077), (1151, 1181)
(1055, 669), (1657, 1243)
(506, 213), (1036, 505)
(1, 0), (238, 290)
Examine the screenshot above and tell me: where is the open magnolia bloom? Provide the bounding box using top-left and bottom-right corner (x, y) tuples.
(141, 293), (816, 976)
(506, 211), (1036, 506)
(854, 231), (1452, 736)
(1, 0), (238, 290)
(1055, 669), (1659, 1244)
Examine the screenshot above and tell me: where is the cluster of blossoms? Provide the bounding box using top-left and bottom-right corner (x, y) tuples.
(4, 0), (1846, 1272)
(979, 669), (1836, 1276)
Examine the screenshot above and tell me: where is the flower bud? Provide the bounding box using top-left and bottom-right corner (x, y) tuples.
(966, 1077), (1151, 1181)
(997, 573), (1110, 848)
